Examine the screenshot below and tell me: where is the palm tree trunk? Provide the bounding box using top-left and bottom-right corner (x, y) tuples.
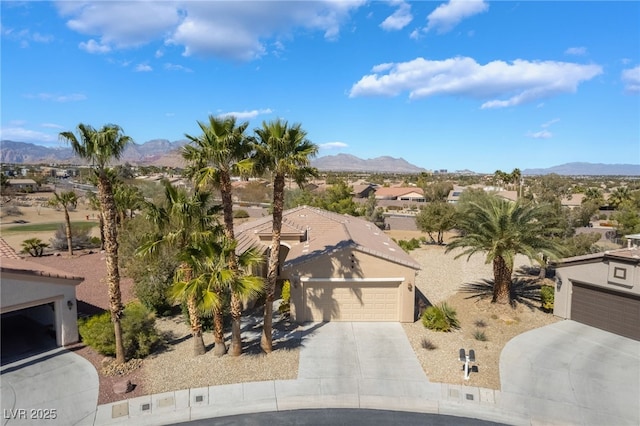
(261, 174), (285, 353)
(98, 212), (105, 251)
(229, 293), (243, 356)
(64, 207), (73, 256)
(187, 294), (206, 356)
(212, 308), (227, 356)
(492, 256), (512, 304)
(99, 175), (126, 364)
(221, 173), (244, 356)
(538, 255), (548, 279)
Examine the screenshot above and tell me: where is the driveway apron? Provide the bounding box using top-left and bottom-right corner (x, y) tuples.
(297, 322), (427, 382)
(499, 320), (640, 425)
(1, 347), (99, 426)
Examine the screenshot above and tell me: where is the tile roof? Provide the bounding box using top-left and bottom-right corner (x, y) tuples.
(235, 206), (421, 270)
(374, 187), (424, 198)
(0, 237), (84, 283)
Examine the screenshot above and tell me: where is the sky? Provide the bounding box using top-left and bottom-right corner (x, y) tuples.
(1, 1), (639, 173)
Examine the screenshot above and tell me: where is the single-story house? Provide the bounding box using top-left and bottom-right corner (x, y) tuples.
(374, 187), (425, 202)
(351, 184), (377, 199)
(553, 245), (640, 340)
(1, 238), (84, 354)
(7, 178), (37, 191)
(235, 206), (421, 323)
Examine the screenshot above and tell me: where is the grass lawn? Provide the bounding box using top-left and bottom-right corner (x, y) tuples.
(2, 221), (98, 233)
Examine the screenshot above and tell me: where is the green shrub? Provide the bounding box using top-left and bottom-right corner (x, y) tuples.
(233, 209), (250, 219)
(50, 224), (99, 251)
(540, 285), (555, 312)
(396, 238), (421, 253)
(473, 329), (488, 341)
(279, 280), (291, 314)
(421, 302), (460, 332)
(79, 302), (162, 359)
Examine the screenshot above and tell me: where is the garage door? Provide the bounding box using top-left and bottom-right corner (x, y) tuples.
(571, 283), (640, 340)
(303, 281), (400, 322)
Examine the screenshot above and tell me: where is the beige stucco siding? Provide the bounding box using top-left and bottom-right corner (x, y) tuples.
(1, 272), (80, 346)
(555, 259), (640, 319)
(283, 247), (416, 323)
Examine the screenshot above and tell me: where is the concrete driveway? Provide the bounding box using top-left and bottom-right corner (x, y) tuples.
(499, 320), (640, 425)
(1, 347), (99, 426)
(298, 322), (427, 381)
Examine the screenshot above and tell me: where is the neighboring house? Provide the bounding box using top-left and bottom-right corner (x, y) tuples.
(0, 238), (84, 349)
(351, 184), (377, 199)
(553, 244), (640, 341)
(374, 187), (425, 202)
(446, 186), (518, 204)
(446, 186), (465, 204)
(7, 178), (37, 191)
(235, 206), (421, 323)
(560, 193), (586, 209)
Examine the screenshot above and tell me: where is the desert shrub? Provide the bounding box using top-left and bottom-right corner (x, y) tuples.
(278, 280), (291, 314)
(473, 329), (488, 341)
(78, 302), (162, 359)
(540, 285), (555, 312)
(421, 338), (437, 350)
(3, 205), (23, 216)
(133, 274), (174, 316)
(50, 224), (99, 251)
(395, 238), (421, 253)
(474, 319), (487, 328)
(233, 209), (250, 219)
(421, 302), (460, 332)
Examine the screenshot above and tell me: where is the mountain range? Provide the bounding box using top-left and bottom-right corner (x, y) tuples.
(1, 140), (639, 176)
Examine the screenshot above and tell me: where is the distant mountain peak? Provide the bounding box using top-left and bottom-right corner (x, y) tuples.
(523, 162), (640, 176)
(311, 154), (426, 173)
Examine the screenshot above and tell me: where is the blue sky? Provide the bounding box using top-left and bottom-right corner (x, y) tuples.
(1, 1), (639, 173)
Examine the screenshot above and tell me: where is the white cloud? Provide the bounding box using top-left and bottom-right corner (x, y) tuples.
(155, 49), (164, 58)
(79, 39), (110, 54)
(0, 127), (57, 143)
(41, 123), (65, 129)
(319, 141), (349, 150)
(621, 65), (640, 94)
(425, 0), (489, 34)
(2, 27), (54, 46)
(57, 1), (364, 61)
(59, 2), (181, 49)
(527, 130), (552, 139)
(24, 93), (87, 102)
(565, 46), (587, 56)
(135, 63), (153, 72)
(217, 109), (273, 120)
(380, 1), (413, 31)
(541, 118), (560, 128)
(164, 63), (192, 73)
(349, 56), (603, 109)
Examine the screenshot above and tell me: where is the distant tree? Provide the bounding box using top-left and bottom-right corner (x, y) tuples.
(422, 181), (453, 202)
(318, 180), (360, 215)
(48, 190), (79, 256)
(608, 187), (632, 209)
(362, 192), (384, 227)
(21, 238), (49, 257)
(583, 187), (605, 206)
(562, 233), (602, 257)
(415, 202), (456, 244)
(612, 206), (640, 236)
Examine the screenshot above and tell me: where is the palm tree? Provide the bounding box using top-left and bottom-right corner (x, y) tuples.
(446, 192), (564, 304)
(608, 186), (632, 209)
(114, 183), (144, 226)
(137, 181), (222, 356)
(583, 187), (604, 206)
(59, 123), (132, 364)
(251, 119), (318, 353)
(49, 190), (79, 256)
(182, 115), (253, 356)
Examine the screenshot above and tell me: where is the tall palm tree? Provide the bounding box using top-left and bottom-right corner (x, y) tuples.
(583, 187), (604, 206)
(446, 192), (565, 304)
(59, 123), (132, 364)
(137, 181), (222, 356)
(182, 115), (253, 356)
(251, 119), (318, 353)
(49, 190), (79, 256)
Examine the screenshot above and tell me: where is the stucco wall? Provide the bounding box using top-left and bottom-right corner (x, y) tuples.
(282, 247), (417, 323)
(1, 273), (80, 346)
(554, 258), (640, 319)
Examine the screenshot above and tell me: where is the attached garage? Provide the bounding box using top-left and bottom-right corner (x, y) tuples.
(235, 206), (421, 324)
(302, 279), (402, 322)
(1, 239), (84, 361)
(571, 283), (640, 340)
(554, 247), (640, 341)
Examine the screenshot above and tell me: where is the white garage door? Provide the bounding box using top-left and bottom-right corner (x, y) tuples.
(303, 280), (400, 322)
